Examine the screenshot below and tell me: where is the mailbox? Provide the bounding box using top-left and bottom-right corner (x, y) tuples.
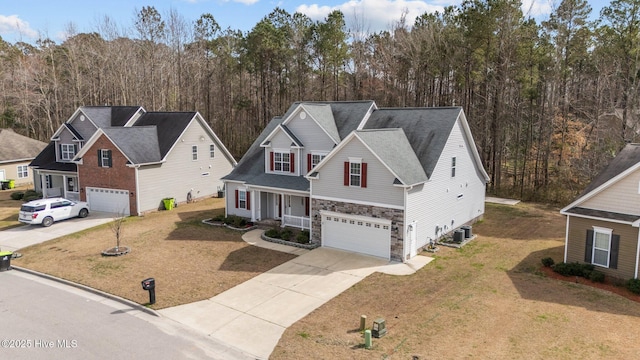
(141, 278), (155, 290)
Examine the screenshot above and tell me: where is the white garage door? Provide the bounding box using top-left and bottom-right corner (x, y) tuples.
(86, 187), (130, 216)
(321, 210), (391, 260)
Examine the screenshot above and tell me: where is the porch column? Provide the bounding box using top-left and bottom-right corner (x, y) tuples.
(250, 190), (257, 222)
(62, 174), (67, 198)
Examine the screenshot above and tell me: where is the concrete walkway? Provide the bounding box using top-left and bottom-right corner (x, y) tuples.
(485, 196), (521, 205)
(160, 229), (433, 359)
(0, 211), (115, 252)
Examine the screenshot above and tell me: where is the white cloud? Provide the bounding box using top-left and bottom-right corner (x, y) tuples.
(297, 0), (444, 33)
(521, 0), (552, 17)
(0, 14), (38, 39)
(234, 0), (260, 4)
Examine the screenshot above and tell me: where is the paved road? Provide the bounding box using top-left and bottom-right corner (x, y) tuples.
(0, 212), (115, 252)
(0, 270), (251, 360)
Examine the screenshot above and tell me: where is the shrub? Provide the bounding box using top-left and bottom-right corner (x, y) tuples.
(10, 191), (24, 200)
(627, 279), (640, 294)
(212, 214), (225, 222)
(589, 271), (605, 283)
(223, 215), (247, 228)
(264, 228), (280, 238)
(296, 230), (310, 244)
(22, 190), (42, 202)
(541, 257), (555, 267)
(280, 228), (293, 241)
(552, 262), (589, 277)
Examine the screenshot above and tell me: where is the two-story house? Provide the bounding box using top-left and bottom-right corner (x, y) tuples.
(223, 101), (489, 262)
(30, 106), (236, 216)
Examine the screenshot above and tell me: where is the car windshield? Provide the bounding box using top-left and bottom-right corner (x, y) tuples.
(20, 205), (46, 213)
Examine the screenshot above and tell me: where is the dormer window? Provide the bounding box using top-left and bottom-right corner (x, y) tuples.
(270, 151), (294, 173)
(60, 144), (78, 161)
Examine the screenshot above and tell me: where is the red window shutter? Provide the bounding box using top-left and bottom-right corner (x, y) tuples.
(307, 153), (312, 172)
(362, 163), (368, 188)
(305, 197), (310, 216)
(246, 192), (251, 210)
(235, 189), (239, 208)
(344, 162), (349, 186)
(290, 153), (295, 173)
(270, 152), (274, 171)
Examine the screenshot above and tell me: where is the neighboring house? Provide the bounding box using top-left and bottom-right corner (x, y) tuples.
(560, 143), (640, 280)
(223, 101), (489, 261)
(30, 106), (236, 216)
(0, 129), (47, 186)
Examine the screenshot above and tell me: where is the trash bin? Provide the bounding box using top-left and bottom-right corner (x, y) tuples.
(0, 251), (13, 271)
(0, 181), (8, 190)
(162, 198), (174, 210)
(7, 179), (15, 189)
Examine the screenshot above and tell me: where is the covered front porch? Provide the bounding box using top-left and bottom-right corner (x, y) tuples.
(33, 170), (80, 201)
(249, 187), (310, 230)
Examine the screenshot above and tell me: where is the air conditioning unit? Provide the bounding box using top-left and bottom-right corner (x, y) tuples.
(453, 229), (465, 243)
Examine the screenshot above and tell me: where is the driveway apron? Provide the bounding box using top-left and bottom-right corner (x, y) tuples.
(160, 247), (391, 359)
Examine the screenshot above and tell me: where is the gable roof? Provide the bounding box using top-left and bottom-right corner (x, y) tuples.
(0, 129), (48, 163)
(223, 101), (376, 187)
(354, 129), (428, 186)
(561, 143), (640, 214)
(30, 142), (77, 171)
(363, 107), (473, 179)
(132, 112), (195, 159)
(80, 106), (144, 127)
(101, 127), (162, 164)
(298, 104), (341, 144)
(261, 124), (304, 148)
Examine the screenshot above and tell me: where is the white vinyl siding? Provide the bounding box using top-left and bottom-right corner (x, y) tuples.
(312, 139), (404, 207)
(136, 118), (234, 214)
(225, 182), (252, 218)
(581, 168), (640, 216)
(405, 118), (487, 253)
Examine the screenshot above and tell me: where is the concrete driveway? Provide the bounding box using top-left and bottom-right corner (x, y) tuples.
(160, 231), (433, 359)
(0, 212), (115, 252)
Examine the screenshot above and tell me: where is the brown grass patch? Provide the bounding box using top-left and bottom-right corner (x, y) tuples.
(272, 202), (640, 360)
(0, 185), (29, 230)
(12, 198), (296, 309)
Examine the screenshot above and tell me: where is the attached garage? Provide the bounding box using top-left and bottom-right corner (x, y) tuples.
(320, 210), (391, 260)
(86, 187), (130, 216)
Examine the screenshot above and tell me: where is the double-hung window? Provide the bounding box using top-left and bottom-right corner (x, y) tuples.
(312, 154), (325, 168)
(350, 162), (361, 187)
(17, 165), (28, 179)
(98, 149), (112, 168)
(344, 159), (367, 188)
(274, 152), (290, 172)
(592, 227), (612, 267)
(238, 190), (246, 209)
(192, 145), (198, 161)
(451, 157), (457, 177)
(60, 144), (77, 161)
(210, 144), (215, 158)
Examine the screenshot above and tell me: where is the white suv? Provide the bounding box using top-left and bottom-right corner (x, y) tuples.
(19, 198), (90, 227)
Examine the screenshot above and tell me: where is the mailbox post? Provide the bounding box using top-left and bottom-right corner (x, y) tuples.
(141, 278), (156, 304)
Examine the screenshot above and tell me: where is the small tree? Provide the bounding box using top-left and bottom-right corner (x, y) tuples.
(109, 210), (126, 251)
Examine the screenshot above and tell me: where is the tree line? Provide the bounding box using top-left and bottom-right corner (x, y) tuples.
(0, 0), (638, 203)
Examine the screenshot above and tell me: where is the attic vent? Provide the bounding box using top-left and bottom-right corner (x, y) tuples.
(300, 111), (306, 119)
(80, 115), (85, 121)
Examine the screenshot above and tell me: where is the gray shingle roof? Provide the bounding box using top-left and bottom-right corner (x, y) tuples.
(355, 129), (428, 185)
(102, 127), (162, 164)
(564, 207), (640, 223)
(0, 129), (48, 162)
(133, 112), (195, 158)
(30, 142), (77, 171)
(80, 106), (142, 127)
(280, 125), (304, 147)
(577, 143), (640, 198)
(363, 107), (462, 179)
(223, 101), (374, 187)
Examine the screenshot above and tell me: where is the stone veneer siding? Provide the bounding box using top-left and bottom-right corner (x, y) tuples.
(311, 198), (405, 261)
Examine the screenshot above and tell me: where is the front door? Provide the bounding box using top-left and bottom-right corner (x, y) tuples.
(409, 221), (418, 258)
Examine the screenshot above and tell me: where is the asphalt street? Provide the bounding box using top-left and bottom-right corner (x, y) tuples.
(0, 270), (251, 360)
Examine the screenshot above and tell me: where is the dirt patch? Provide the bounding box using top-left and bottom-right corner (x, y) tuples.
(12, 198), (296, 309)
(272, 202), (640, 359)
(0, 186), (29, 231)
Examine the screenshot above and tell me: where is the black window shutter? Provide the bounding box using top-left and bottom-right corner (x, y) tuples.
(107, 150), (113, 167)
(97, 149), (102, 166)
(584, 229), (594, 263)
(610, 234), (620, 269)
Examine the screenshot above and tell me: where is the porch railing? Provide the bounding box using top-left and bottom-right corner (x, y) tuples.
(282, 214), (310, 230)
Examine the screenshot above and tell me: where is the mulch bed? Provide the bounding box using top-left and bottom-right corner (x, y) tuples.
(539, 265), (640, 304)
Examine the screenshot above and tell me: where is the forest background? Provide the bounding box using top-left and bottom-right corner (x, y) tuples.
(0, 0), (638, 204)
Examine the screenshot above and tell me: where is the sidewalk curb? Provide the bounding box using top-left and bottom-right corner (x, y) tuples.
(11, 266), (160, 317)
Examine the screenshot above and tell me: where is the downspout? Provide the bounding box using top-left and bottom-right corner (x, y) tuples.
(250, 189), (256, 222)
(135, 166), (141, 216)
(635, 226), (640, 279)
(564, 215), (570, 262)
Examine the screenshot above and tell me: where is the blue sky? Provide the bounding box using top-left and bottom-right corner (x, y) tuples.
(0, 0), (610, 44)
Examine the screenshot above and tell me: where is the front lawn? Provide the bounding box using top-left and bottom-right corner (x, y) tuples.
(12, 197), (296, 309)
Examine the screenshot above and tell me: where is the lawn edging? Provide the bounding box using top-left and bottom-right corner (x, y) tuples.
(10, 266), (160, 317)
(201, 218), (258, 231)
(260, 232), (320, 250)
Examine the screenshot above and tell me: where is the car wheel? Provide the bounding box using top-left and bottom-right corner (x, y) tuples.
(42, 216), (54, 227)
(79, 208), (89, 218)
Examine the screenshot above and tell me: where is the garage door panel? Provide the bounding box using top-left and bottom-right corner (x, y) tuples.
(321, 212), (390, 260)
(87, 187), (130, 216)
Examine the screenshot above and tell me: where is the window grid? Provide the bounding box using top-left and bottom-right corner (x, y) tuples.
(17, 165), (28, 179)
(61, 144), (76, 161)
(274, 152), (290, 172)
(350, 162), (361, 187)
(192, 145), (198, 161)
(238, 190), (247, 209)
(593, 231), (611, 267)
(210, 144), (215, 158)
